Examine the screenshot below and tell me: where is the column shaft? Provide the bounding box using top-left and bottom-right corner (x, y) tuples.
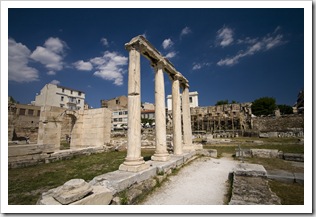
(119, 47), (149, 172)
(172, 77), (183, 155)
(152, 63), (170, 161)
(182, 86), (194, 151)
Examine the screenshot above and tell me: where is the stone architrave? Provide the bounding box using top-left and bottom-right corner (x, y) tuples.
(172, 75), (183, 155)
(182, 84), (194, 151)
(151, 62), (170, 161)
(119, 45), (149, 172)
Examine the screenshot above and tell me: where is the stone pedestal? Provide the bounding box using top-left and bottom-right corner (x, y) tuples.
(119, 46), (148, 172)
(152, 62), (170, 161)
(172, 75), (183, 155)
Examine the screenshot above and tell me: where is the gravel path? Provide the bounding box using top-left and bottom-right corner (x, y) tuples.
(141, 156), (239, 205)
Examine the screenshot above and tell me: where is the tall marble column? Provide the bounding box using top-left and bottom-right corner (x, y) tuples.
(172, 75), (183, 155)
(152, 62), (170, 161)
(119, 45), (149, 172)
(182, 84), (194, 151)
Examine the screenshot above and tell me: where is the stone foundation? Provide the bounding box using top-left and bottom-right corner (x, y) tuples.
(37, 151), (197, 205)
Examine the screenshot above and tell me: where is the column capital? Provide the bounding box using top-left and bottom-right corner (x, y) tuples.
(154, 59), (165, 70)
(125, 42), (141, 52)
(173, 74), (182, 81)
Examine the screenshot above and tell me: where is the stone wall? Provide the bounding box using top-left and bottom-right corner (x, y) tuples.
(37, 106), (111, 150)
(252, 114), (303, 132)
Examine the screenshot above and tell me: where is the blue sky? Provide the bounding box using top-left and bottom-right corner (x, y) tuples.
(8, 7), (305, 108)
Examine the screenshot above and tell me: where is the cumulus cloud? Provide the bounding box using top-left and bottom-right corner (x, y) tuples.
(8, 38), (39, 82)
(101, 37), (109, 46)
(165, 51), (176, 59)
(217, 27), (285, 66)
(216, 26), (234, 47)
(50, 79), (60, 85)
(73, 60), (93, 71)
(92, 51), (128, 86)
(162, 38), (174, 49)
(180, 27), (192, 38)
(30, 37), (67, 73)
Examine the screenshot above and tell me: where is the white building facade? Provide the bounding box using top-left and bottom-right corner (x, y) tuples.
(167, 91), (199, 111)
(111, 109), (128, 130)
(33, 83), (85, 110)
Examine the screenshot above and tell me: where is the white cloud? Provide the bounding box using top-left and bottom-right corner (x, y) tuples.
(165, 51), (176, 59)
(217, 28), (285, 66)
(192, 62), (211, 70)
(263, 34), (283, 50)
(162, 38), (173, 49)
(73, 60), (93, 71)
(92, 51), (128, 86)
(180, 27), (192, 37)
(8, 38), (39, 82)
(216, 26), (234, 47)
(47, 70), (56, 75)
(44, 37), (66, 53)
(192, 64), (202, 70)
(101, 37), (109, 46)
(50, 79), (60, 85)
(30, 37), (66, 71)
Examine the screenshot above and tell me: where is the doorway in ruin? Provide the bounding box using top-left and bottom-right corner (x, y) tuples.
(60, 112), (77, 150)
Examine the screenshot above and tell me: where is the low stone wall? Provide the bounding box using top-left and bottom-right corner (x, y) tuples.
(229, 163), (281, 205)
(37, 151), (197, 205)
(235, 149), (304, 162)
(8, 146), (107, 169)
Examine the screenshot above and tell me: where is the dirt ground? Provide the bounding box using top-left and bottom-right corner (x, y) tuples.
(140, 156), (239, 205)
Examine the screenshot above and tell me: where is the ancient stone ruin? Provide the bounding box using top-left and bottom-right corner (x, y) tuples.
(118, 35), (195, 172)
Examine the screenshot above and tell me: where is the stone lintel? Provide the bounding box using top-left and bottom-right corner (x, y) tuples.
(125, 35), (188, 84)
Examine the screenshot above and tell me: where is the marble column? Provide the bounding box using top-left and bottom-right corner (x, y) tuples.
(152, 62), (170, 161)
(172, 75), (183, 155)
(182, 84), (194, 151)
(119, 45), (149, 172)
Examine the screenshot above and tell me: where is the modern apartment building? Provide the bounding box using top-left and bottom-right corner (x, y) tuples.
(33, 83), (85, 110)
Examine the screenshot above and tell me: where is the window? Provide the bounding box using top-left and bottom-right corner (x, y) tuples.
(78, 92), (82, 96)
(19, 108), (26, 115)
(71, 90), (73, 94)
(189, 97), (193, 103)
(61, 96), (64, 101)
(116, 99), (119, 104)
(37, 110), (40, 116)
(28, 109), (34, 116)
(62, 88), (65, 93)
(78, 99), (81, 104)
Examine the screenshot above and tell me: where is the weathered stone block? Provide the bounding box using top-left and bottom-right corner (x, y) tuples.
(233, 163), (267, 177)
(251, 149), (279, 158)
(53, 179), (92, 205)
(70, 186), (113, 205)
(283, 153), (304, 162)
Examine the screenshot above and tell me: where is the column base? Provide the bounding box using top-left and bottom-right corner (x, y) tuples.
(151, 153), (170, 162)
(119, 158), (149, 172)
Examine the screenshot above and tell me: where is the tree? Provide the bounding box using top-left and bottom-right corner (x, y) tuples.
(215, 100), (228, 106)
(251, 97), (277, 116)
(215, 100), (238, 106)
(277, 104), (293, 115)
